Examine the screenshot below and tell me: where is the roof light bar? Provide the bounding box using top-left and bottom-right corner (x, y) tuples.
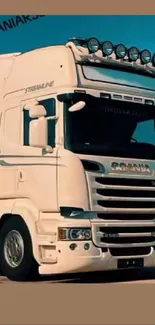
(87, 38), (100, 53)
(68, 37), (154, 69)
(102, 41), (113, 56)
(68, 37), (87, 46)
(152, 53), (155, 67)
(128, 47), (139, 62)
(115, 44), (127, 59)
(140, 49), (152, 64)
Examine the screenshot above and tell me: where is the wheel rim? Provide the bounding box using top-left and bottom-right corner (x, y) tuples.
(4, 230), (24, 268)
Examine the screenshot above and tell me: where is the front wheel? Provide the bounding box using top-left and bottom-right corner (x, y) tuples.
(0, 215), (39, 281)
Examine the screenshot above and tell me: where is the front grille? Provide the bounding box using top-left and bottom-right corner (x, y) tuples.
(98, 201), (155, 209)
(101, 236), (152, 244)
(94, 176), (155, 210)
(87, 164), (155, 253)
(109, 247), (151, 256)
(97, 188), (155, 198)
(97, 213), (155, 221)
(99, 226), (155, 245)
(96, 177), (154, 187)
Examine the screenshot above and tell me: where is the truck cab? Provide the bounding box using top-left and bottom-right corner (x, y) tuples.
(0, 38), (155, 281)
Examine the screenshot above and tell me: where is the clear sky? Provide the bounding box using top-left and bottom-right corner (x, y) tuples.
(0, 15), (155, 54)
(1, 15), (155, 144)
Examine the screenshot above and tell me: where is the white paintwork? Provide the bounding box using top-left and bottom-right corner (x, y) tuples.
(0, 41), (154, 279)
(29, 117), (48, 148)
(28, 104), (47, 118)
(69, 101), (86, 112)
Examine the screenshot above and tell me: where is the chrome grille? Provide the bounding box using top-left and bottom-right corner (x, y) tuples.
(92, 222), (155, 248)
(84, 162), (155, 255)
(91, 175), (155, 211)
(97, 213), (155, 221)
(99, 226), (155, 244)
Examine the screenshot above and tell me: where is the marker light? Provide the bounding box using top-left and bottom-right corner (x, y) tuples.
(140, 49), (151, 64)
(102, 41), (113, 56)
(87, 38), (100, 53)
(128, 47), (139, 61)
(115, 44), (127, 59)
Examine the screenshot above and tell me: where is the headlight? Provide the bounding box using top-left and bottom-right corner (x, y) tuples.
(58, 227), (92, 241)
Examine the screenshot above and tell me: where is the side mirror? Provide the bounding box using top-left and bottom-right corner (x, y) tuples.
(29, 117), (47, 147)
(69, 101), (86, 112)
(24, 104), (47, 118)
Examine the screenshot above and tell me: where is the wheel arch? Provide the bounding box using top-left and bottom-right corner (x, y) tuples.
(0, 208), (40, 265)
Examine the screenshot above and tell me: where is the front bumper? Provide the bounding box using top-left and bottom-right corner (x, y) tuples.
(37, 214), (155, 276)
(38, 239), (155, 275)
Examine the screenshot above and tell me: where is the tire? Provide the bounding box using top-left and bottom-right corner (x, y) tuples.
(0, 215), (39, 281)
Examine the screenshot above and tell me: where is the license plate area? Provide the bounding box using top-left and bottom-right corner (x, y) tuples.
(117, 258), (144, 269)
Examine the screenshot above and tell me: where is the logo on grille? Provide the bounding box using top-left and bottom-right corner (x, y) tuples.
(102, 233), (119, 238)
(111, 162), (151, 174)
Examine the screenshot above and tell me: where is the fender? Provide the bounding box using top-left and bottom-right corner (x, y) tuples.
(11, 206), (40, 264)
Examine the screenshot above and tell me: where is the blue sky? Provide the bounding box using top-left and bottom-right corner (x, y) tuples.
(1, 15), (155, 89)
(1, 14), (155, 143)
(0, 15), (155, 54)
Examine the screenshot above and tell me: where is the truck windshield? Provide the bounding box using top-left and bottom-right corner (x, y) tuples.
(64, 95), (155, 160)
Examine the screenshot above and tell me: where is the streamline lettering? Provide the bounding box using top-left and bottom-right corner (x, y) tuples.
(0, 15), (45, 32)
(25, 81), (54, 93)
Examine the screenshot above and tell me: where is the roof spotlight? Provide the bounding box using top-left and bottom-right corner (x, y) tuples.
(115, 44), (127, 59)
(102, 41), (113, 56)
(87, 38), (100, 53)
(140, 49), (151, 64)
(128, 47), (139, 62)
(152, 53), (155, 67)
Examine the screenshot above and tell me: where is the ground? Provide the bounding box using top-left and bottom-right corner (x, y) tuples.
(0, 268), (154, 324)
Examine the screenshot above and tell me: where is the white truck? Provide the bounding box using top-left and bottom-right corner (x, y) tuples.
(0, 37), (155, 281)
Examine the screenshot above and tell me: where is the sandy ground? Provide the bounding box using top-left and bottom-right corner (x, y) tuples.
(0, 268), (155, 324)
